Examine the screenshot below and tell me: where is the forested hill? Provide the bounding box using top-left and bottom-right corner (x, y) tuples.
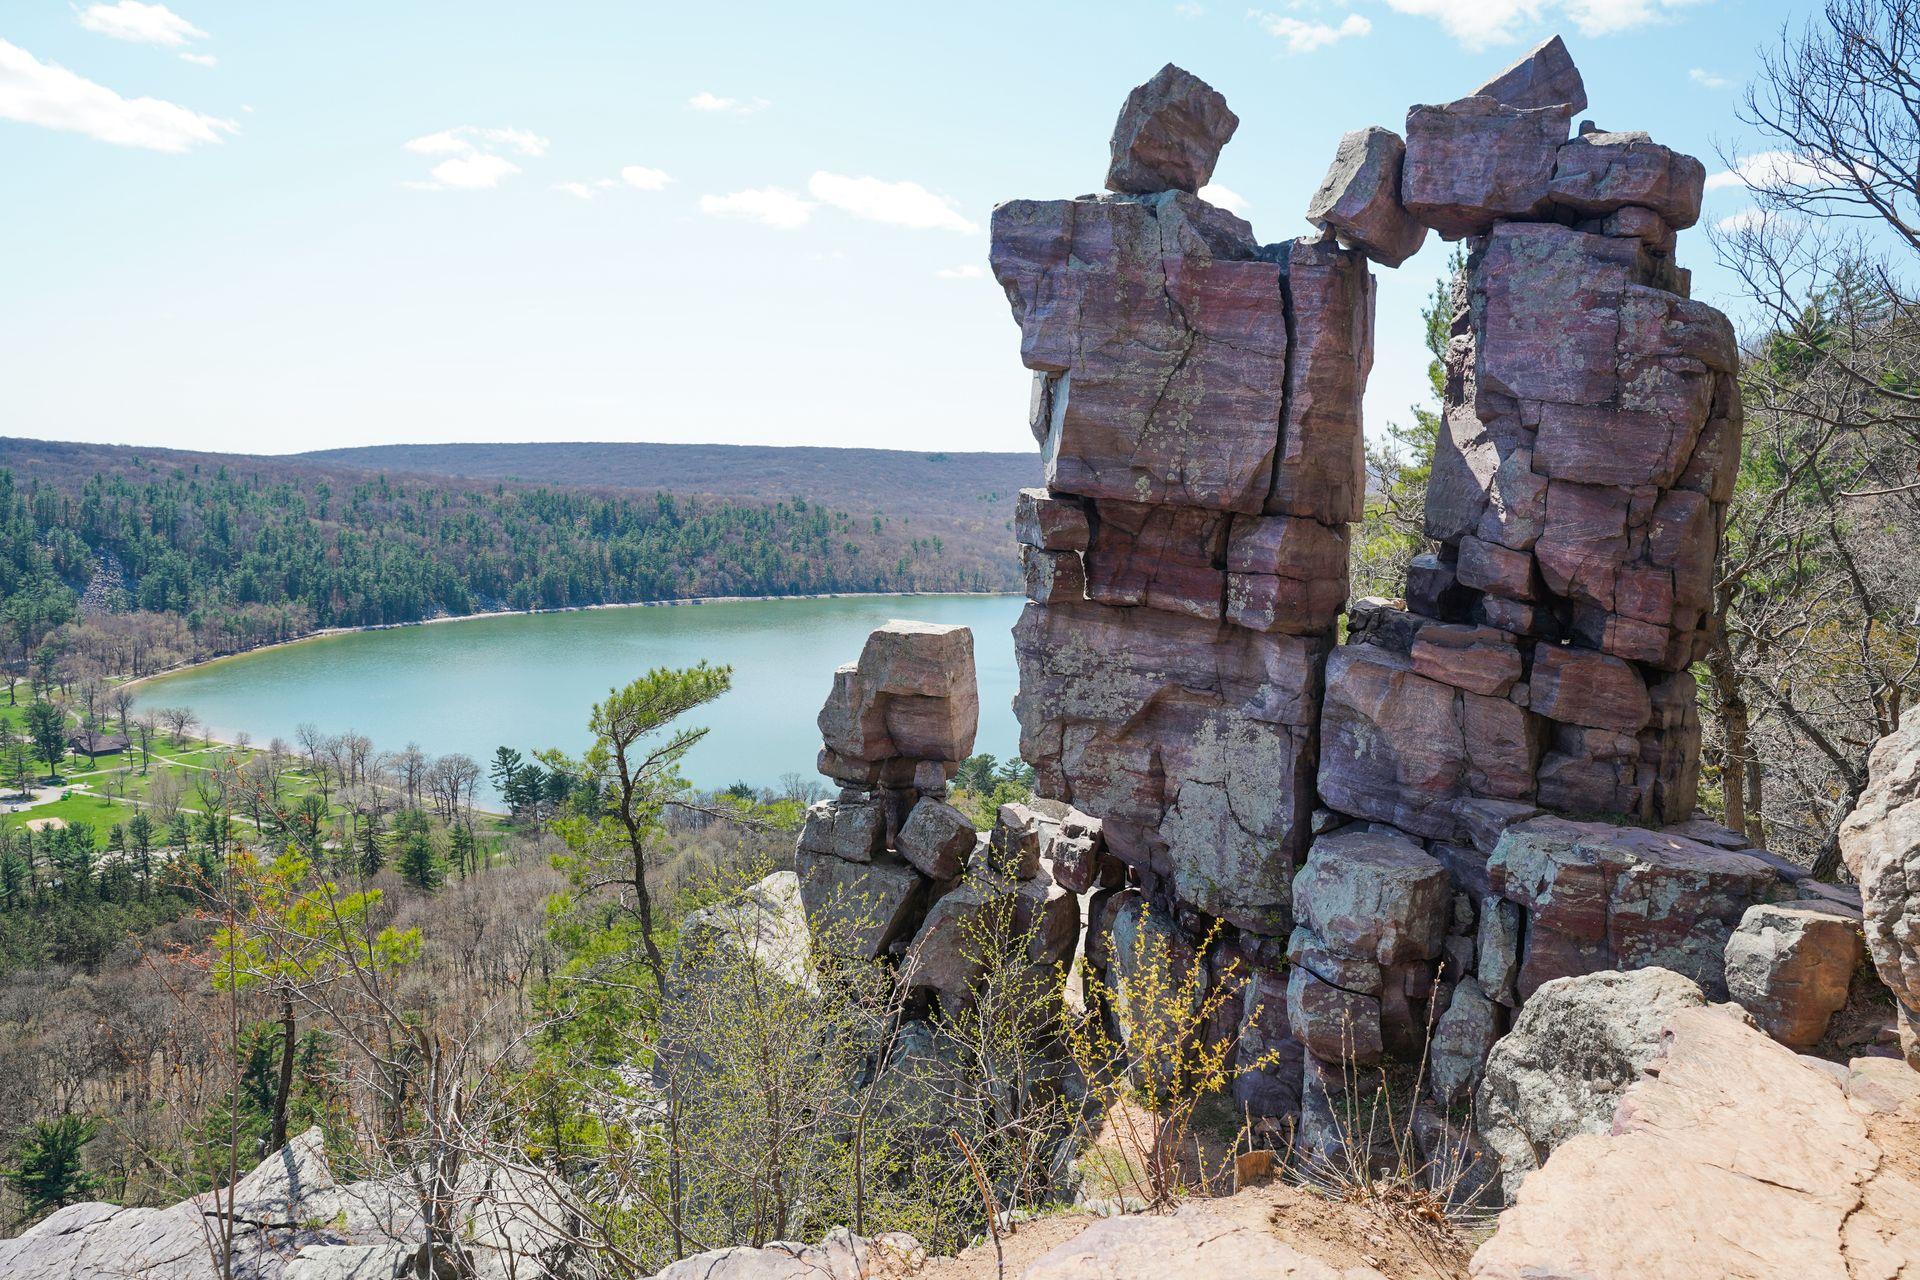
(300, 442), (1035, 531)
(0, 437), (1024, 674)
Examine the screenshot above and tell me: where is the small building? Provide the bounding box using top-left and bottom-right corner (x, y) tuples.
(68, 729), (131, 756)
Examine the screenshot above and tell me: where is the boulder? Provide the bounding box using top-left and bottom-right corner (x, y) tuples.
(795, 850), (924, 961)
(1471, 1007), (1920, 1279)
(1305, 125), (1427, 267)
(1293, 827), (1451, 966)
(895, 797), (977, 881)
(1476, 967), (1706, 1198)
(1724, 901), (1865, 1049)
(1839, 709), (1920, 1067)
(1471, 34), (1588, 114)
(1317, 643), (1539, 842)
(1224, 514), (1350, 635)
(1402, 97), (1568, 238)
(1549, 130), (1706, 228)
(1022, 545), (1087, 605)
(1084, 500), (1228, 619)
(1528, 644), (1651, 733)
(855, 621), (979, 761)
(1409, 624), (1522, 697)
(988, 801), (1045, 879)
(1287, 963), (1384, 1065)
(1489, 816), (1786, 996)
(676, 870), (814, 991)
(1105, 63), (1239, 195)
(796, 796), (886, 863)
(1477, 895), (1523, 1006)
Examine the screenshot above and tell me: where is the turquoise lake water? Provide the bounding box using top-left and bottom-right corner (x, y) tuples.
(138, 594), (1025, 800)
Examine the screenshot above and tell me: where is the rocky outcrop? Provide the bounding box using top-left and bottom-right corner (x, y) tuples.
(1840, 709), (1920, 1066)
(0, 1127), (544, 1280)
(1475, 967), (1705, 1198)
(1723, 900), (1864, 1049)
(982, 38), (1789, 1167)
(1471, 1005), (1920, 1279)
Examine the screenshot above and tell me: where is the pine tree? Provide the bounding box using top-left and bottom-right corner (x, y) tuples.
(5, 1115), (97, 1216)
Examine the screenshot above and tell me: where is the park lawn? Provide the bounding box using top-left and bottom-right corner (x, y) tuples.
(2, 789), (145, 845)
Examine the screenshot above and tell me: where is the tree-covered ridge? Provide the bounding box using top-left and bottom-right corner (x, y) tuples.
(0, 444), (1017, 671)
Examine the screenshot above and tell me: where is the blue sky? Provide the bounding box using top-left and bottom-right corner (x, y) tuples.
(1, 0), (1795, 458)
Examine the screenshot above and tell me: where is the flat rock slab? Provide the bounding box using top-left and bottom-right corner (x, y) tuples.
(1471, 1005), (1920, 1279)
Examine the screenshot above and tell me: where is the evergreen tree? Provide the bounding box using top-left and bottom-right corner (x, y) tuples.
(5, 1115), (97, 1216)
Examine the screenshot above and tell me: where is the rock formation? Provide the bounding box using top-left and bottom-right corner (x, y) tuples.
(983, 40), (1868, 1166)
(1841, 708), (1920, 1066)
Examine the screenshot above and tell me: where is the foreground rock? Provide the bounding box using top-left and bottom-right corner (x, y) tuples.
(1471, 1005), (1920, 1278)
(655, 1229), (926, 1280)
(1476, 967), (1705, 1198)
(1840, 708), (1920, 1066)
(1022, 1202), (1389, 1280)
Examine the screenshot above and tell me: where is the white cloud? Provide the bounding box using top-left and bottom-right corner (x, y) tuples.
(1705, 149), (1849, 193)
(405, 125), (548, 159)
(0, 37), (234, 151)
(699, 186), (815, 229)
(1689, 67), (1729, 88)
(178, 51), (216, 67)
(688, 91), (770, 115)
(620, 164), (673, 190)
(426, 152), (520, 190)
(1375, 0), (1546, 50)
(936, 264), (985, 279)
(806, 172), (978, 233)
(1248, 10), (1373, 52)
(1176, 1), (1207, 16)
(1199, 182), (1249, 214)
(77, 1), (204, 47)
(1563, 0), (1709, 36)
(402, 126), (548, 190)
(1378, 0), (1705, 48)
(554, 180), (595, 200)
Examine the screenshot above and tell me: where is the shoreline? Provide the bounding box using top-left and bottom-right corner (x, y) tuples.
(122, 588), (1017, 693)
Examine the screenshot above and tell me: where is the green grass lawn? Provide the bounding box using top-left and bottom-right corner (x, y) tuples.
(2, 789), (144, 840)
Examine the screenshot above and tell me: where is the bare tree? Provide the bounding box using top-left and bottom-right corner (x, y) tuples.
(1709, 0), (1920, 875)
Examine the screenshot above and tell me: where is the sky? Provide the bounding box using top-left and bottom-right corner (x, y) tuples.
(0, 0), (1799, 458)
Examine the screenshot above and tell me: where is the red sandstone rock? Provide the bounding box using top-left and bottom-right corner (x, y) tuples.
(1306, 126), (1427, 267)
(1724, 901), (1864, 1048)
(1411, 624), (1524, 697)
(1267, 237), (1372, 525)
(1223, 514), (1349, 634)
(1839, 711), (1920, 1066)
(1528, 644), (1652, 733)
(991, 193), (1285, 513)
(1472, 34), (1588, 114)
(1105, 63), (1239, 195)
(895, 797), (977, 881)
(1550, 131), (1706, 228)
(1014, 486), (1090, 552)
(1402, 97), (1568, 238)
(1021, 545), (1086, 605)
(1083, 500), (1228, 619)
(1013, 600), (1323, 932)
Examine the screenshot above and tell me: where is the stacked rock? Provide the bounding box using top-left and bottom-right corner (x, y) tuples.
(798, 621), (983, 960)
(991, 62), (1369, 944)
(987, 40), (1858, 1162)
(799, 620), (1086, 1018)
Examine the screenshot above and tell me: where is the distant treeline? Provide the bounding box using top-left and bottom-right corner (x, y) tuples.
(0, 451), (1015, 677)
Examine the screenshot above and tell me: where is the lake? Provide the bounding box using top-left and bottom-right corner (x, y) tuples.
(137, 594), (1025, 800)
